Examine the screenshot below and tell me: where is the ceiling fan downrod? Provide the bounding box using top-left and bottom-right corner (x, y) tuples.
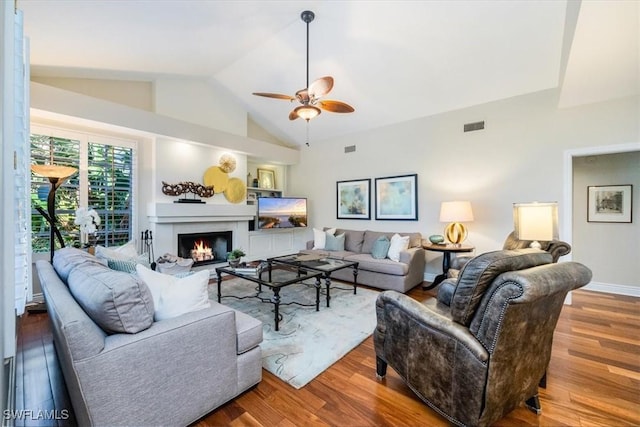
(301, 10), (314, 90)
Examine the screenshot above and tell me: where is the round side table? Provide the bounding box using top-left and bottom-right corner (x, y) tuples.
(422, 241), (475, 290)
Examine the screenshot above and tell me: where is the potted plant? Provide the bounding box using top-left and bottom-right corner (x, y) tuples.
(226, 248), (246, 268)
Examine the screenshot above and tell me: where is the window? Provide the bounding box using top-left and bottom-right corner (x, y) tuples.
(30, 126), (137, 251)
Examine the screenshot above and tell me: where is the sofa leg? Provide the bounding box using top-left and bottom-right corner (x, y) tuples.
(525, 394), (542, 415)
(376, 356), (387, 380)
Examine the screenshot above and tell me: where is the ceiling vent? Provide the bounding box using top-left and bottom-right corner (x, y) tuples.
(344, 145), (356, 153)
(464, 121), (485, 132)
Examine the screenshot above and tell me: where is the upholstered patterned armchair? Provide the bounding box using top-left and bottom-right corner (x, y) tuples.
(374, 249), (591, 427)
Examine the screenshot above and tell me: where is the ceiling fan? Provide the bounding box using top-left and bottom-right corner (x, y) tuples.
(252, 10), (354, 122)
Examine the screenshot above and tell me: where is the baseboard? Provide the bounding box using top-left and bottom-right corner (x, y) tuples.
(583, 281), (640, 298)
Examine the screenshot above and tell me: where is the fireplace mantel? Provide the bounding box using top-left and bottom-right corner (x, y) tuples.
(147, 202), (256, 224)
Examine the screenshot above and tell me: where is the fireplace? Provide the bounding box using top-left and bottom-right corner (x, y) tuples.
(177, 231), (232, 267)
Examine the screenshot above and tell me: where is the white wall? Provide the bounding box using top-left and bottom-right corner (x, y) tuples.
(154, 78), (247, 137)
(573, 152), (640, 287)
(153, 138), (248, 204)
(289, 90), (640, 279)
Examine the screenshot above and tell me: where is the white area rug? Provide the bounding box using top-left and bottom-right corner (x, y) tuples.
(209, 277), (379, 389)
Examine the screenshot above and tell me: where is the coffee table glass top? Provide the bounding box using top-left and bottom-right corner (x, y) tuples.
(268, 253), (357, 273)
(216, 264), (321, 288)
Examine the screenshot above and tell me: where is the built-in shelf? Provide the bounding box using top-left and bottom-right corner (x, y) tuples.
(246, 187), (283, 205)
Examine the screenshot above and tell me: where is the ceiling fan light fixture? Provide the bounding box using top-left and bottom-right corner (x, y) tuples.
(294, 105), (321, 121)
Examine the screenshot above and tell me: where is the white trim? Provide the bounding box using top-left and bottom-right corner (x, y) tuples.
(583, 282), (640, 298)
(563, 142), (640, 303)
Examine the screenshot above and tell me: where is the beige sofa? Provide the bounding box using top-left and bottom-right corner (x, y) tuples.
(301, 228), (426, 293)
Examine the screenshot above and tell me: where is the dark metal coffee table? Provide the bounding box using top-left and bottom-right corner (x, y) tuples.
(267, 253), (359, 308)
(215, 264), (322, 331)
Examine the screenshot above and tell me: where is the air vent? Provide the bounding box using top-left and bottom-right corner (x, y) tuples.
(464, 121), (485, 132)
(344, 145), (356, 153)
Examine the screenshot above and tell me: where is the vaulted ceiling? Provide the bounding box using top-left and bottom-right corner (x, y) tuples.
(20, 1), (639, 147)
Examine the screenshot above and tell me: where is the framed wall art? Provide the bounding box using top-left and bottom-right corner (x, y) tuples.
(337, 178), (371, 219)
(257, 168), (275, 189)
(587, 184), (632, 223)
(375, 174), (418, 220)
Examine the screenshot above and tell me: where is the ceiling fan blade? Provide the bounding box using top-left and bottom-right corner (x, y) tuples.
(308, 76), (334, 98)
(318, 100), (355, 113)
(252, 92), (295, 101)
(289, 110), (300, 120)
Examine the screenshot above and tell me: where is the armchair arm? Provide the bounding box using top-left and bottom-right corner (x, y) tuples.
(543, 240), (571, 262)
(73, 303), (243, 426)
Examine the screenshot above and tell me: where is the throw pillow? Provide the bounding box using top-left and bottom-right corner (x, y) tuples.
(95, 240), (139, 261)
(371, 236), (391, 259)
(387, 233), (410, 262)
(106, 258), (138, 274)
(136, 265), (211, 321)
(312, 227), (336, 249)
(68, 263), (154, 334)
(325, 233), (346, 251)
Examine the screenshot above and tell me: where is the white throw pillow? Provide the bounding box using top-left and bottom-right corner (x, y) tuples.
(387, 233), (410, 262)
(312, 227), (336, 250)
(95, 240), (139, 261)
(135, 265), (211, 321)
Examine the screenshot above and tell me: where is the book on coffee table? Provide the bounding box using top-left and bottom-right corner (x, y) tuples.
(233, 261), (266, 275)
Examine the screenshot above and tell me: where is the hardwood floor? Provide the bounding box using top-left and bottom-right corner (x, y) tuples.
(16, 286), (639, 427)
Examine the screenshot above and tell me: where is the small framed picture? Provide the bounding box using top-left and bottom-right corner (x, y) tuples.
(375, 174), (418, 220)
(257, 169), (276, 189)
(337, 178), (371, 219)
(587, 185), (633, 223)
(247, 192), (257, 202)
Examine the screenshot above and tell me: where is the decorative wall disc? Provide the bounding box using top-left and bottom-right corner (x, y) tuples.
(203, 166), (229, 192)
(218, 154), (237, 173)
(224, 178), (247, 204)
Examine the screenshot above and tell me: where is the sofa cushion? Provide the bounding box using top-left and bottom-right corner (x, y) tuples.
(387, 234), (410, 262)
(68, 263), (155, 334)
(362, 231), (391, 254)
(371, 236), (391, 259)
(336, 229), (365, 253)
(345, 253), (409, 276)
(136, 265), (211, 321)
(450, 249), (553, 326)
(325, 233), (346, 251)
(53, 247), (107, 285)
(233, 309), (264, 354)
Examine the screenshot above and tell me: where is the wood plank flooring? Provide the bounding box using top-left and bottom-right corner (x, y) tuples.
(16, 286), (640, 426)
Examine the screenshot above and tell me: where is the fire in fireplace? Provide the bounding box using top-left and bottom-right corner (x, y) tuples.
(177, 231), (232, 266)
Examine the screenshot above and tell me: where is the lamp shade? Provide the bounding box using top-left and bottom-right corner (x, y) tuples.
(513, 202), (558, 242)
(31, 164), (77, 183)
(440, 201), (474, 222)
(440, 201), (474, 244)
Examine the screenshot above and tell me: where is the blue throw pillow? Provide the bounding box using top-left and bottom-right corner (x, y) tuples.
(371, 236), (391, 259)
(325, 232), (346, 251)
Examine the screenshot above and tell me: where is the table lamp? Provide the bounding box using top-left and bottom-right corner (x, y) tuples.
(31, 164), (78, 261)
(513, 202), (558, 249)
(440, 201), (474, 245)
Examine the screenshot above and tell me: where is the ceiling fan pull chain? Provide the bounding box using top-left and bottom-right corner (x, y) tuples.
(306, 122), (310, 147)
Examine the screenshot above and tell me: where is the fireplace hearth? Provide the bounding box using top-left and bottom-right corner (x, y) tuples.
(177, 231), (232, 266)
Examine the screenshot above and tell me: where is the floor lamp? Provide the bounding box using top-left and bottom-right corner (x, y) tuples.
(31, 164), (78, 262)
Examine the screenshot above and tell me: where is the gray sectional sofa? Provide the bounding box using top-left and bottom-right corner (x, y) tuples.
(36, 247), (263, 427)
(301, 228), (426, 293)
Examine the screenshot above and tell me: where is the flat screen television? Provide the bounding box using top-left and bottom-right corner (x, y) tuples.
(257, 197), (308, 229)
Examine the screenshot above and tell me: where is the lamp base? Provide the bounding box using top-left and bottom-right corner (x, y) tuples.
(529, 241), (542, 249)
(445, 222), (468, 244)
